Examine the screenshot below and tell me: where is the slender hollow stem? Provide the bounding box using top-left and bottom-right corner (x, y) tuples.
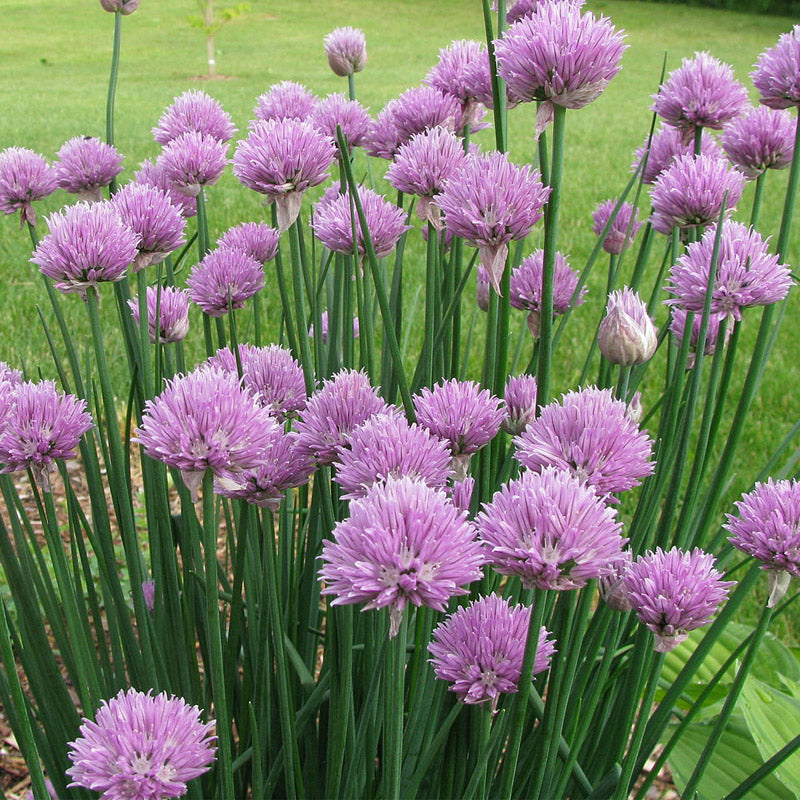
(105, 11), (122, 194)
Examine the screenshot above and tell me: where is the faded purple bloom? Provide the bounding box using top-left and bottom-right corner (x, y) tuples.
(295, 369), (390, 466)
(233, 118), (335, 231)
(592, 199), (644, 255)
(0, 147), (57, 227)
(254, 81), (318, 123)
(156, 132), (228, 198)
(99, 0), (140, 12)
(632, 125), (723, 185)
(32, 202), (139, 296)
(650, 152), (744, 235)
(726, 479), (800, 606)
(141, 580), (156, 613)
(477, 467), (626, 590)
(425, 40), (489, 131)
(429, 594), (555, 708)
(438, 151), (550, 292)
(598, 288), (658, 366)
(652, 52), (749, 144)
(319, 476), (484, 637)
(510, 250), (585, 338)
(134, 159), (197, 218)
(127, 286), (191, 344)
(752, 26), (800, 110)
(311, 93), (372, 151)
(308, 309), (360, 344)
(721, 105), (796, 179)
(67, 688), (216, 800)
(514, 386), (655, 499)
(669, 308), (731, 365)
(324, 26), (367, 77)
(53, 136), (123, 202)
(112, 182), (186, 271)
(599, 551), (633, 612)
(366, 101), (404, 160)
(217, 222), (279, 265)
(0, 380), (93, 492)
(666, 221), (792, 321)
(186, 248), (264, 317)
(625, 547), (733, 652)
(153, 90), (236, 146)
(503, 374), (538, 435)
(334, 411), (453, 499)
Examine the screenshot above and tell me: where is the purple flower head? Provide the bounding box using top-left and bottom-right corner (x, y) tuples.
(477, 467), (626, 590)
(464, 48), (526, 112)
(324, 26), (368, 77)
(726, 479), (800, 606)
(495, 3), (626, 136)
(334, 411), (453, 499)
(438, 151), (550, 292)
(666, 221), (792, 321)
(599, 550), (633, 612)
(598, 288), (658, 366)
(32, 202), (139, 296)
(721, 105), (796, 179)
(650, 152), (744, 235)
(133, 159), (197, 218)
(514, 386), (655, 499)
(207, 343), (307, 421)
(386, 127), (468, 228)
(366, 101), (404, 160)
(632, 124), (723, 185)
(66, 688), (216, 800)
(53, 136), (123, 202)
(156, 132), (228, 198)
(752, 26), (800, 109)
(233, 118), (336, 231)
(0, 147), (57, 227)
(390, 86), (462, 149)
(136, 367), (279, 500)
(186, 248), (264, 318)
(451, 476), (475, 514)
(0, 380), (93, 492)
(141, 579), (156, 613)
(425, 40), (489, 130)
(153, 90), (236, 146)
(510, 250), (585, 338)
(127, 286), (191, 344)
(112, 182), (186, 271)
(217, 222), (279, 265)
(652, 52), (749, 143)
(295, 369), (390, 466)
(320, 476), (484, 637)
(99, 0), (140, 12)
(592, 199), (644, 255)
(310, 93), (372, 152)
(0, 362), (23, 390)
(503, 374), (538, 436)
(254, 81), (318, 123)
(625, 547), (733, 652)
(429, 594), (555, 708)
(308, 309), (360, 343)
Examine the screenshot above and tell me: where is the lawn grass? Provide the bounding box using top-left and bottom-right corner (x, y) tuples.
(1, 0), (799, 634)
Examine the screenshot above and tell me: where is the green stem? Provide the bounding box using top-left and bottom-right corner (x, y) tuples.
(347, 73), (356, 101)
(776, 112), (800, 258)
(385, 616), (408, 800)
(106, 11), (122, 194)
(749, 171), (767, 228)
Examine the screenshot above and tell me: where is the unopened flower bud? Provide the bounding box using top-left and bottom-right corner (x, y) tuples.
(99, 0), (140, 13)
(323, 27), (367, 77)
(598, 288), (657, 366)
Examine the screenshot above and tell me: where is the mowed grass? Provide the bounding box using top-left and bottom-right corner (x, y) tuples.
(1, 0), (799, 630)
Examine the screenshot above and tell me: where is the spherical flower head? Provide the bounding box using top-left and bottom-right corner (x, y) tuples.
(217, 222), (279, 265)
(128, 286), (191, 344)
(463, 48), (527, 111)
(112, 182), (186, 271)
(334, 411), (453, 499)
(726, 479), (800, 606)
(186, 248), (264, 318)
(666, 221), (792, 321)
(324, 26), (367, 77)
(652, 52), (749, 143)
(0, 380), (93, 492)
(429, 594), (555, 707)
(503, 374), (538, 436)
(99, 0), (140, 12)
(310, 93), (372, 151)
(53, 136), (123, 202)
(592, 199), (644, 255)
(32, 202), (139, 296)
(0, 362), (23, 390)
(632, 124), (723, 185)
(320, 476), (484, 637)
(312, 186), (409, 261)
(133, 159), (197, 218)
(599, 550), (633, 612)
(438, 151), (550, 292)
(156, 132), (228, 198)
(505, 0), (538, 23)
(424, 40), (488, 129)
(254, 81), (318, 123)
(669, 308), (730, 365)
(233, 118), (335, 231)
(752, 26), (800, 109)
(295, 369), (390, 466)
(598, 287), (658, 366)
(625, 547), (733, 652)
(0, 147), (57, 226)
(207, 343), (307, 421)
(153, 90), (236, 146)
(721, 105), (796, 180)
(495, 3), (626, 136)
(366, 101), (404, 160)
(650, 152), (744, 235)
(390, 86), (462, 149)
(476, 467), (626, 590)
(513, 386), (655, 499)
(66, 688), (216, 800)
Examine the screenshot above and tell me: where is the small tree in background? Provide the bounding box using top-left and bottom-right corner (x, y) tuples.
(188, 0), (251, 79)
